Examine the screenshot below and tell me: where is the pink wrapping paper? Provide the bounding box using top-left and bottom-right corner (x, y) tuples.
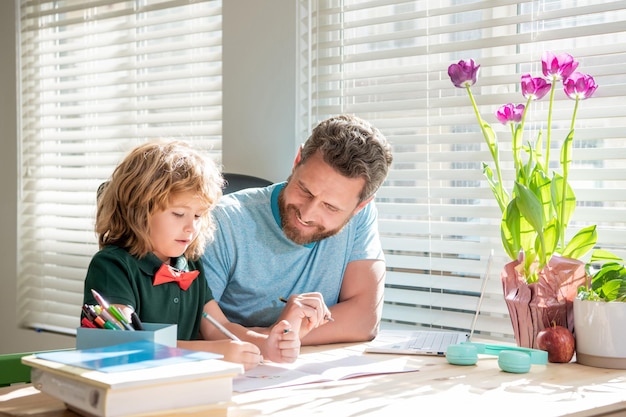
(502, 256), (587, 349)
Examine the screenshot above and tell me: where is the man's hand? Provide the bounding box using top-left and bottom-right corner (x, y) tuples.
(278, 292), (332, 339)
(262, 320), (300, 363)
(299, 259), (386, 345)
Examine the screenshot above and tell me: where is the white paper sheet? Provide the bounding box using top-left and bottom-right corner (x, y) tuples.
(233, 347), (416, 392)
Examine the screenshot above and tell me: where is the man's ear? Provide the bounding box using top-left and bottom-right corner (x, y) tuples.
(292, 144), (304, 169)
(354, 195), (375, 215)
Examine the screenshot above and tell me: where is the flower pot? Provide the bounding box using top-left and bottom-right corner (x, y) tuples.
(502, 256), (586, 349)
(574, 298), (626, 369)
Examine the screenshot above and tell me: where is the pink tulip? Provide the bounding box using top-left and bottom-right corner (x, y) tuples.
(521, 74), (551, 100)
(448, 59), (480, 88)
(542, 51), (579, 80)
(563, 72), (598, 100)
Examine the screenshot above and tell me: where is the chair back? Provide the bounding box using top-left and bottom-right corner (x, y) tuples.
(222, 173), (272, 194)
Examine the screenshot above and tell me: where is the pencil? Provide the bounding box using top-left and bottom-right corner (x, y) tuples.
(279, 297), (334, 322)
(202, 312), (241, 341)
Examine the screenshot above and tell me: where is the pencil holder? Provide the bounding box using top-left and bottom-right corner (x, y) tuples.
(76, 323), (177, 350)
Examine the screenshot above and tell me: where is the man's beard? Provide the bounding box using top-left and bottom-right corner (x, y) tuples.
(278, 190), (349, 245)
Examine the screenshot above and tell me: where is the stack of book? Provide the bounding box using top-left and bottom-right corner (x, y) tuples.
(21, 341), (243, 417)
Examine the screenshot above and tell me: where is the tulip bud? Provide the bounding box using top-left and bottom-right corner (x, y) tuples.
(495, 103), (525, 125)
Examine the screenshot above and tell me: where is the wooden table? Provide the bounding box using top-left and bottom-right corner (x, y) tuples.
(2, 341), (626, 417)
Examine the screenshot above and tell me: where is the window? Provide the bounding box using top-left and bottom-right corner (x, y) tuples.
(17, 0), (222, 334)
(298, 0), (626, 342)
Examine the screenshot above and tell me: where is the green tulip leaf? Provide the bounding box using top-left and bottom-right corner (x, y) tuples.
(541, 218), (559, 261)
(560, 129), (574, 169)
(514, 182), (544, 232)
(483, 163), (508, 212)
(482, 122), (497, 153)
(501, 201), (521, 260)
(590, 248), (622, 263)
(551, 173), (576, 229)
(529, 169), (552, 224)
(512, 124), (522, 168)
(562, 224), (597, 259)
(513, 182), (545, 262)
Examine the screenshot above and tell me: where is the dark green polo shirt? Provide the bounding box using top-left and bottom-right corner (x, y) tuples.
(82, 245), (213, 340)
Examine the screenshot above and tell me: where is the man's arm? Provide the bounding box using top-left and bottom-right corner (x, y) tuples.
(300, 259), (386, 345)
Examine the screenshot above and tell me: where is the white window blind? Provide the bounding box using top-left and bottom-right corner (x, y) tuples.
(17, 0), (223, 335)
(298, 0), (626, 342)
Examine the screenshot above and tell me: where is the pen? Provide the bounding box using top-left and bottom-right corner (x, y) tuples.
(82, 304), (107, 329)
(82, 304), (97, 322)
(279, 297), (335, 322)
(91, 289), (110, 309)
(81, 317), (97, 328)
(202, 312), (241, 341)
(108, 304), (134, 330)
(106, 305), (134, 331)
(93, 305), (124, 330)
(94, 315), (118, 330)
(91, 289), (134, 330)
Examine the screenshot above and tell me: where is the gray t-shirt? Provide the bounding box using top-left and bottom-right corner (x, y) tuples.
(202, 182), (384, 327)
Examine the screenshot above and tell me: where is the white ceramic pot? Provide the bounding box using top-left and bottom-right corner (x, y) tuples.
(573, 298), (626, 369)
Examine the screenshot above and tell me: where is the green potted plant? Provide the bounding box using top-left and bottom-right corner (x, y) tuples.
(448, 52), (599, 348)
(574, 249), (626, 368)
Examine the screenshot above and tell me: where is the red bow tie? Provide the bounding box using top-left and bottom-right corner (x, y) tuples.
(152, 264), (200, 291)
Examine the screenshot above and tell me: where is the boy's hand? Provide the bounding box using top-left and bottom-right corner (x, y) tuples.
(213, 339), (262, 371)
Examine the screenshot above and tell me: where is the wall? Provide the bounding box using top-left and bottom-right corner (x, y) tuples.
(0, 0), (73, 355)
(222, 1), (297, 182)
(0, 0), (297, 354)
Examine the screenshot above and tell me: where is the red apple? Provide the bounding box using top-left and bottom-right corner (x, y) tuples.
(536, 322), (575, 363)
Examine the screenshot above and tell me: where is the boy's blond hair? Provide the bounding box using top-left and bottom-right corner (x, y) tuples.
(96, 140), (223, 260)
